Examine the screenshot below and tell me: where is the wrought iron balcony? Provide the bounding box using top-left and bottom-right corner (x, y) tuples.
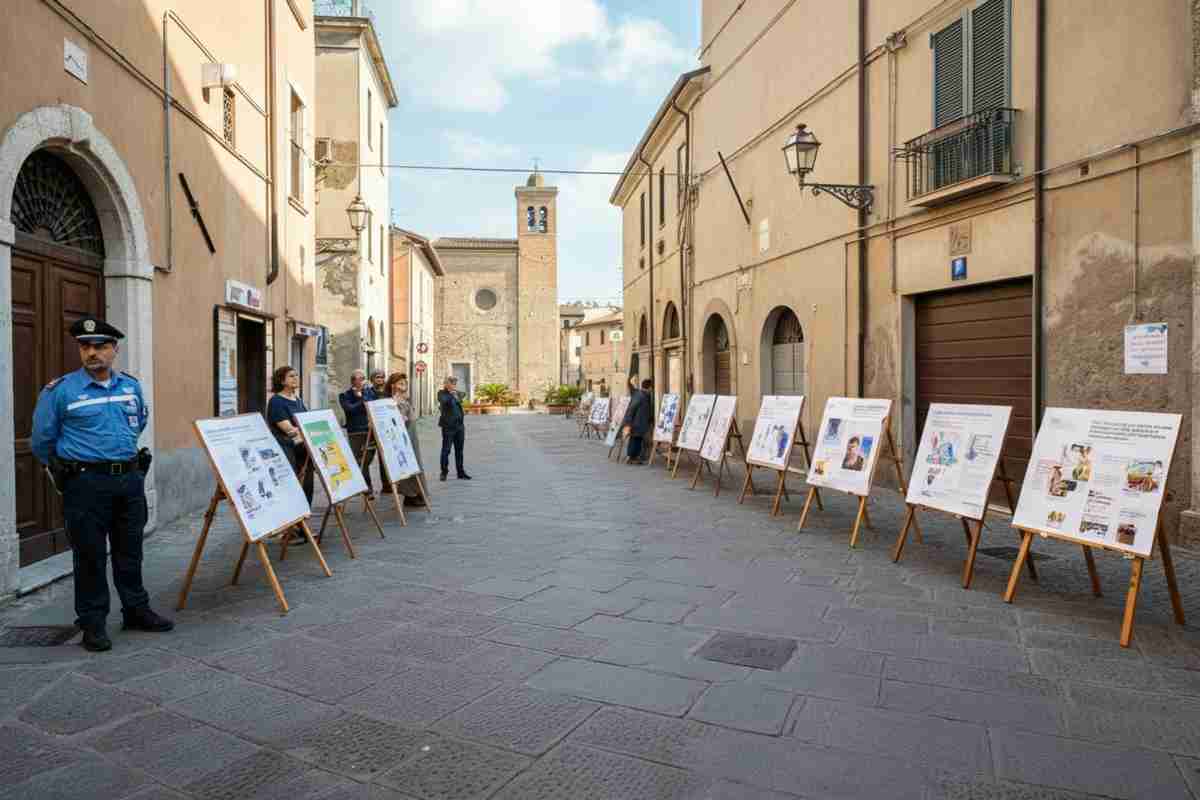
(899, 108), (1017, 206)
(314, 0), (375, 23)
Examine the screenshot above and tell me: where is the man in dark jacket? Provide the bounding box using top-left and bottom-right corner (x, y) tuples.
(437, 375), (471, 481)
(339, 370), (379, 494)
(621, 379), (654, 464)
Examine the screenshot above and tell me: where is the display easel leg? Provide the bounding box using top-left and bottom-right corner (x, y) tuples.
(390, 484), (408, 527)
(300, 521), (333, 577)
(1158, 524), (1186, 625)
(279, 524), (292, 561)
(690, 459), (704, 490)
(177, 490), (221, 610)
(1082, 546), (1102, 598)
(255, 541), (290, 613)
(363, 494), (386, 538)
(738, 466), (754, 503)
(891, 505), (916, 563)
(671, 449), (684, 478)
(231, 541), (250, 585)
(770, 472), (786, 517)
(797, 488), (817, 531)
(1120, 556), (1145, 647)
(317, 504), (333, 544)
(861, 504), (874, 532)
(1003, 530), (1034, 603)
(713, 457), (726, 497)
(959, 517), (973, 546)
(415, 477), (434, 514)
(848, 497), (868, 549)
(962, 519), (984, 589)
(332, 504), (358, 559)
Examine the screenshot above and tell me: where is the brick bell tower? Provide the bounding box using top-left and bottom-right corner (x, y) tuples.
(514, 171), (559, 401)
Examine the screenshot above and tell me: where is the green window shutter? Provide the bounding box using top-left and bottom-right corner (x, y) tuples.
(971, 0), (1008, 111)
(932, 19), (965, 126)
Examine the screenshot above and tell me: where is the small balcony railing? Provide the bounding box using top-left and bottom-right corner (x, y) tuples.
(314, 0), (375, 23)
(900, 108), (1016, 201)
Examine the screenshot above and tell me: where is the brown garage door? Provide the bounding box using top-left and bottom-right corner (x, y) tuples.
(916, 279), (1032, 508)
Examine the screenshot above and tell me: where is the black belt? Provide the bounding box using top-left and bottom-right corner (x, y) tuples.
(72, 459), (139, 476)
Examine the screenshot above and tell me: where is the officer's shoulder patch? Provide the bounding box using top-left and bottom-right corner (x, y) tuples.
(42, 377), (63, 392)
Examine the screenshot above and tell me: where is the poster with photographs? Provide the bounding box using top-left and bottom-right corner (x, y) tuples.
(605, 396), (632, 447)
(677, 394), (717, 452)
(906, 404), (1012, 520)
(806, 397), (892, 497)
(1011, 408), (1181, 556)
(589, 397), (611, 427)
(194, 414), (311, 541)
(746, 395), (806, 470)
(653, 393), (681, 443)
(294, 409), (369, 505)
(699, 396), (738, 463)
(366, 399), (421, 481)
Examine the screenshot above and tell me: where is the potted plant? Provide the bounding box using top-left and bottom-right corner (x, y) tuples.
(475, 383), (511, 414)
(544, 385), (581, 415)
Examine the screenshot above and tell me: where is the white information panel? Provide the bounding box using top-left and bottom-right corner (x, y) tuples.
(195, 414), (311, 541)
(699, 396), (738, 463)
(677, 394), (717, 452)
(906, 404), (1012, 520)
(653, 393), (681, 443)
(589, 397), (611, 427)
(605, 396), (631, 447)
(807, 397), (892, 497)
(366, 399), (421, 481)
(294, 409), (369, 505)
(746, 395), (806, 470)
(1012, 408), (1181, 556)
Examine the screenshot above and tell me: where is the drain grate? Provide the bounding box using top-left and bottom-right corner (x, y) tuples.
(977, 546), (1055, 563)
(0, 625), (78, 647)
(695, 632), (797, 670)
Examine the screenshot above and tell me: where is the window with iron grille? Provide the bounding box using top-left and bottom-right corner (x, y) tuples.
(932, 0), (1009, 124)
(222, 88), (236, 147)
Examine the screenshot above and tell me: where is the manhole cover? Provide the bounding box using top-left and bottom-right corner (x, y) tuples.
(977, 546), (1054, 563)
(0, 626), (78, 647)
(695, 632), (797, 670)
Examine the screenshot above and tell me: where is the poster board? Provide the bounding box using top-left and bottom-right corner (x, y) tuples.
(366, 399), (421, 481)
(746, 395), (806, 470)
(699, 396), (738, 463)
(214, 308), (238, 417)
(294, 409), (369, 505)
(906, 404), (1012, 521)
(589, 397), (611, 427)
(653, 393), (681, 443)
(677, 394), (717, 452)
(807, 397), (892, 497)
(1011, 408), (1181, 557)
(194, 414), (310, 542)
(605, 396), (631, 447)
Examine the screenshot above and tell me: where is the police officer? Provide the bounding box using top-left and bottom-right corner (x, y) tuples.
(32, 316), (174, 652)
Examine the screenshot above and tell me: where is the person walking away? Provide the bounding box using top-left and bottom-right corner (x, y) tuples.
(437, 375), (470, 481)
(32, 316), (174, 652)
(621, 379), (655, 464)
(267, 366), (314, 544)
(339, 369), (376, 496)
(385, 372), (428, 506)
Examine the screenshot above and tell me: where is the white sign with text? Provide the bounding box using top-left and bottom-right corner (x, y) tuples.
(807, 397), (892, 497)
(906, 404), (1012, 520)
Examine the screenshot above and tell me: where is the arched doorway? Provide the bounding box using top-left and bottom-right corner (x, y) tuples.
(703, 314), (732, 395)
(762, 306), (805, 397)
(638, 314), (648, 347)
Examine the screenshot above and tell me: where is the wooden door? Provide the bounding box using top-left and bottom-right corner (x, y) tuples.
(714, 351), (732, 395)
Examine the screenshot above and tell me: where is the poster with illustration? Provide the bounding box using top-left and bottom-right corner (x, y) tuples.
(604, 396), (631, 447)
(677, 394), (717, 452)
(806, 397), (891, 497)
(589, 397), (611, 427)
(195, 413), (311, 541)
(699, 396), (738, 463)
(366, 399), (421, 482)
(746, 395), (806, 470)
(294, 409), (369, 505)
(1012, 408), (1180, 556)
(906, 404), (1012, 520)
(653, 393), (681, 443)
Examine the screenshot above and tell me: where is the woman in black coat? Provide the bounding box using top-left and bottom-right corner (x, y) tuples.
(621, 379), (655, 464)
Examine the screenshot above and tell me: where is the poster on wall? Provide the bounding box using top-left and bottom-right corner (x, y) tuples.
(194, 414), (310, 541)
(215, 308), (238, 417)
(677, 394), (717, 452)
(653, 393), (681, 443)
(1011, 408), (1180, 556)
(294, 409), (368, 505)
(699, 396), (738, 463)
(589, 397), (611, 427)
(806, 397), (892, 496)
(366, 399), (421, 482)
(1124, 323), (1168, 375)
(906, 404), (1012, 520)
(746, 395), (806, 470)
(605, 396), (631, 447)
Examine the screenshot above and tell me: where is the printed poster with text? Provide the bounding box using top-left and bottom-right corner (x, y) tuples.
(1012, 408), (1180, 556)
(906, 404), (1012, 520)
(653, 393), (681, 443)
(294, 409), (368, 504)
(677, 394), (717, 452)
(807, 397), (891, 496)
(605, 396), (631, 447)
(195, 414), (310, 541)
(366, 399), (421, 481)
(589, 397), (611, 427)
(699, 396), (738, 463)
(747, 395), (806, 470)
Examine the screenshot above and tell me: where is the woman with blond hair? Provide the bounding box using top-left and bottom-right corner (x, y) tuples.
(383, 372), (428, 507)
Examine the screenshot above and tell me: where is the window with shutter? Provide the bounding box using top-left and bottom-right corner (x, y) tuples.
(971, 0), (1008, 112)
(932, 0), (1009, 124)
(932, 19), (964, 126)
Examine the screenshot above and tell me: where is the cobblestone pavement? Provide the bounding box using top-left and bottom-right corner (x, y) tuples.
(6, 414), (1200, 799)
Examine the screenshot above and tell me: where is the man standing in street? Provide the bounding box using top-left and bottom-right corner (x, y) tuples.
(437, 375), (471, 481)
(339, 369), (377, 495)
(621, 378), (655, 464)
(32, 316), (174, 652)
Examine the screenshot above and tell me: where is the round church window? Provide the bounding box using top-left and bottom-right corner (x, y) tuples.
(474, 288), (498, 311)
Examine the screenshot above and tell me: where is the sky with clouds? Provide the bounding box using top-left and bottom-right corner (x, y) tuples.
(369, 1), (700, 306)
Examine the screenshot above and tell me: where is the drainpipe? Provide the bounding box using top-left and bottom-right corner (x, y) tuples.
(265, 0), (279, 286)
(637, 150), (656, 390)
(1032, 0), (1045, 430)
(856, 0), (868, 397)
(671, 96), (691, 399)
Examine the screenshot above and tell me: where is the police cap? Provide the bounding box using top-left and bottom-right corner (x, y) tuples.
(70, 316), (125, 344)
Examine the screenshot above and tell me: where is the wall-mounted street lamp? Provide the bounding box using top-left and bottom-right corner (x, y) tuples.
(782, 124), (875, 211)
(346, 194), (370, 234)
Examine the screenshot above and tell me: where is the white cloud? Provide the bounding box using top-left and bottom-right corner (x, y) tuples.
(597, 18), (693, 90)
(442, 131), (520, 164)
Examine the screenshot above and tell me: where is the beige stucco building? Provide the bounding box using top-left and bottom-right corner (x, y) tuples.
(0, 0), (318, 594)
(313, 4), (396, 411)
(616, 0), (1200, 544)
(577, 310), (626, 398)
(390, 227), (443, 416)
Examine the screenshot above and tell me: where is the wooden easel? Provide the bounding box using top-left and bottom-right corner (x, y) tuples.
(177, 485), (333, 614)
(691, 420), (746, 497)
(359, 420), (433, 528)
(294, 457), (376, 560)
(647, 422), (681, 468)
(797, 416), (921, 549)
(892, 459), (1036, 588)
(606, 426), (626, 460)
(738, 419), (821, 517)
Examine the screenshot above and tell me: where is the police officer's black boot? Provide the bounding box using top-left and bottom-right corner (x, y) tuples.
(81, 626), (112, 652)
(122, 607), (175, 633)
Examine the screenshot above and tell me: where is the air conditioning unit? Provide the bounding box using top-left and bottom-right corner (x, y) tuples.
(201, 63), (238, 89)
(314, 137), (333, 164)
